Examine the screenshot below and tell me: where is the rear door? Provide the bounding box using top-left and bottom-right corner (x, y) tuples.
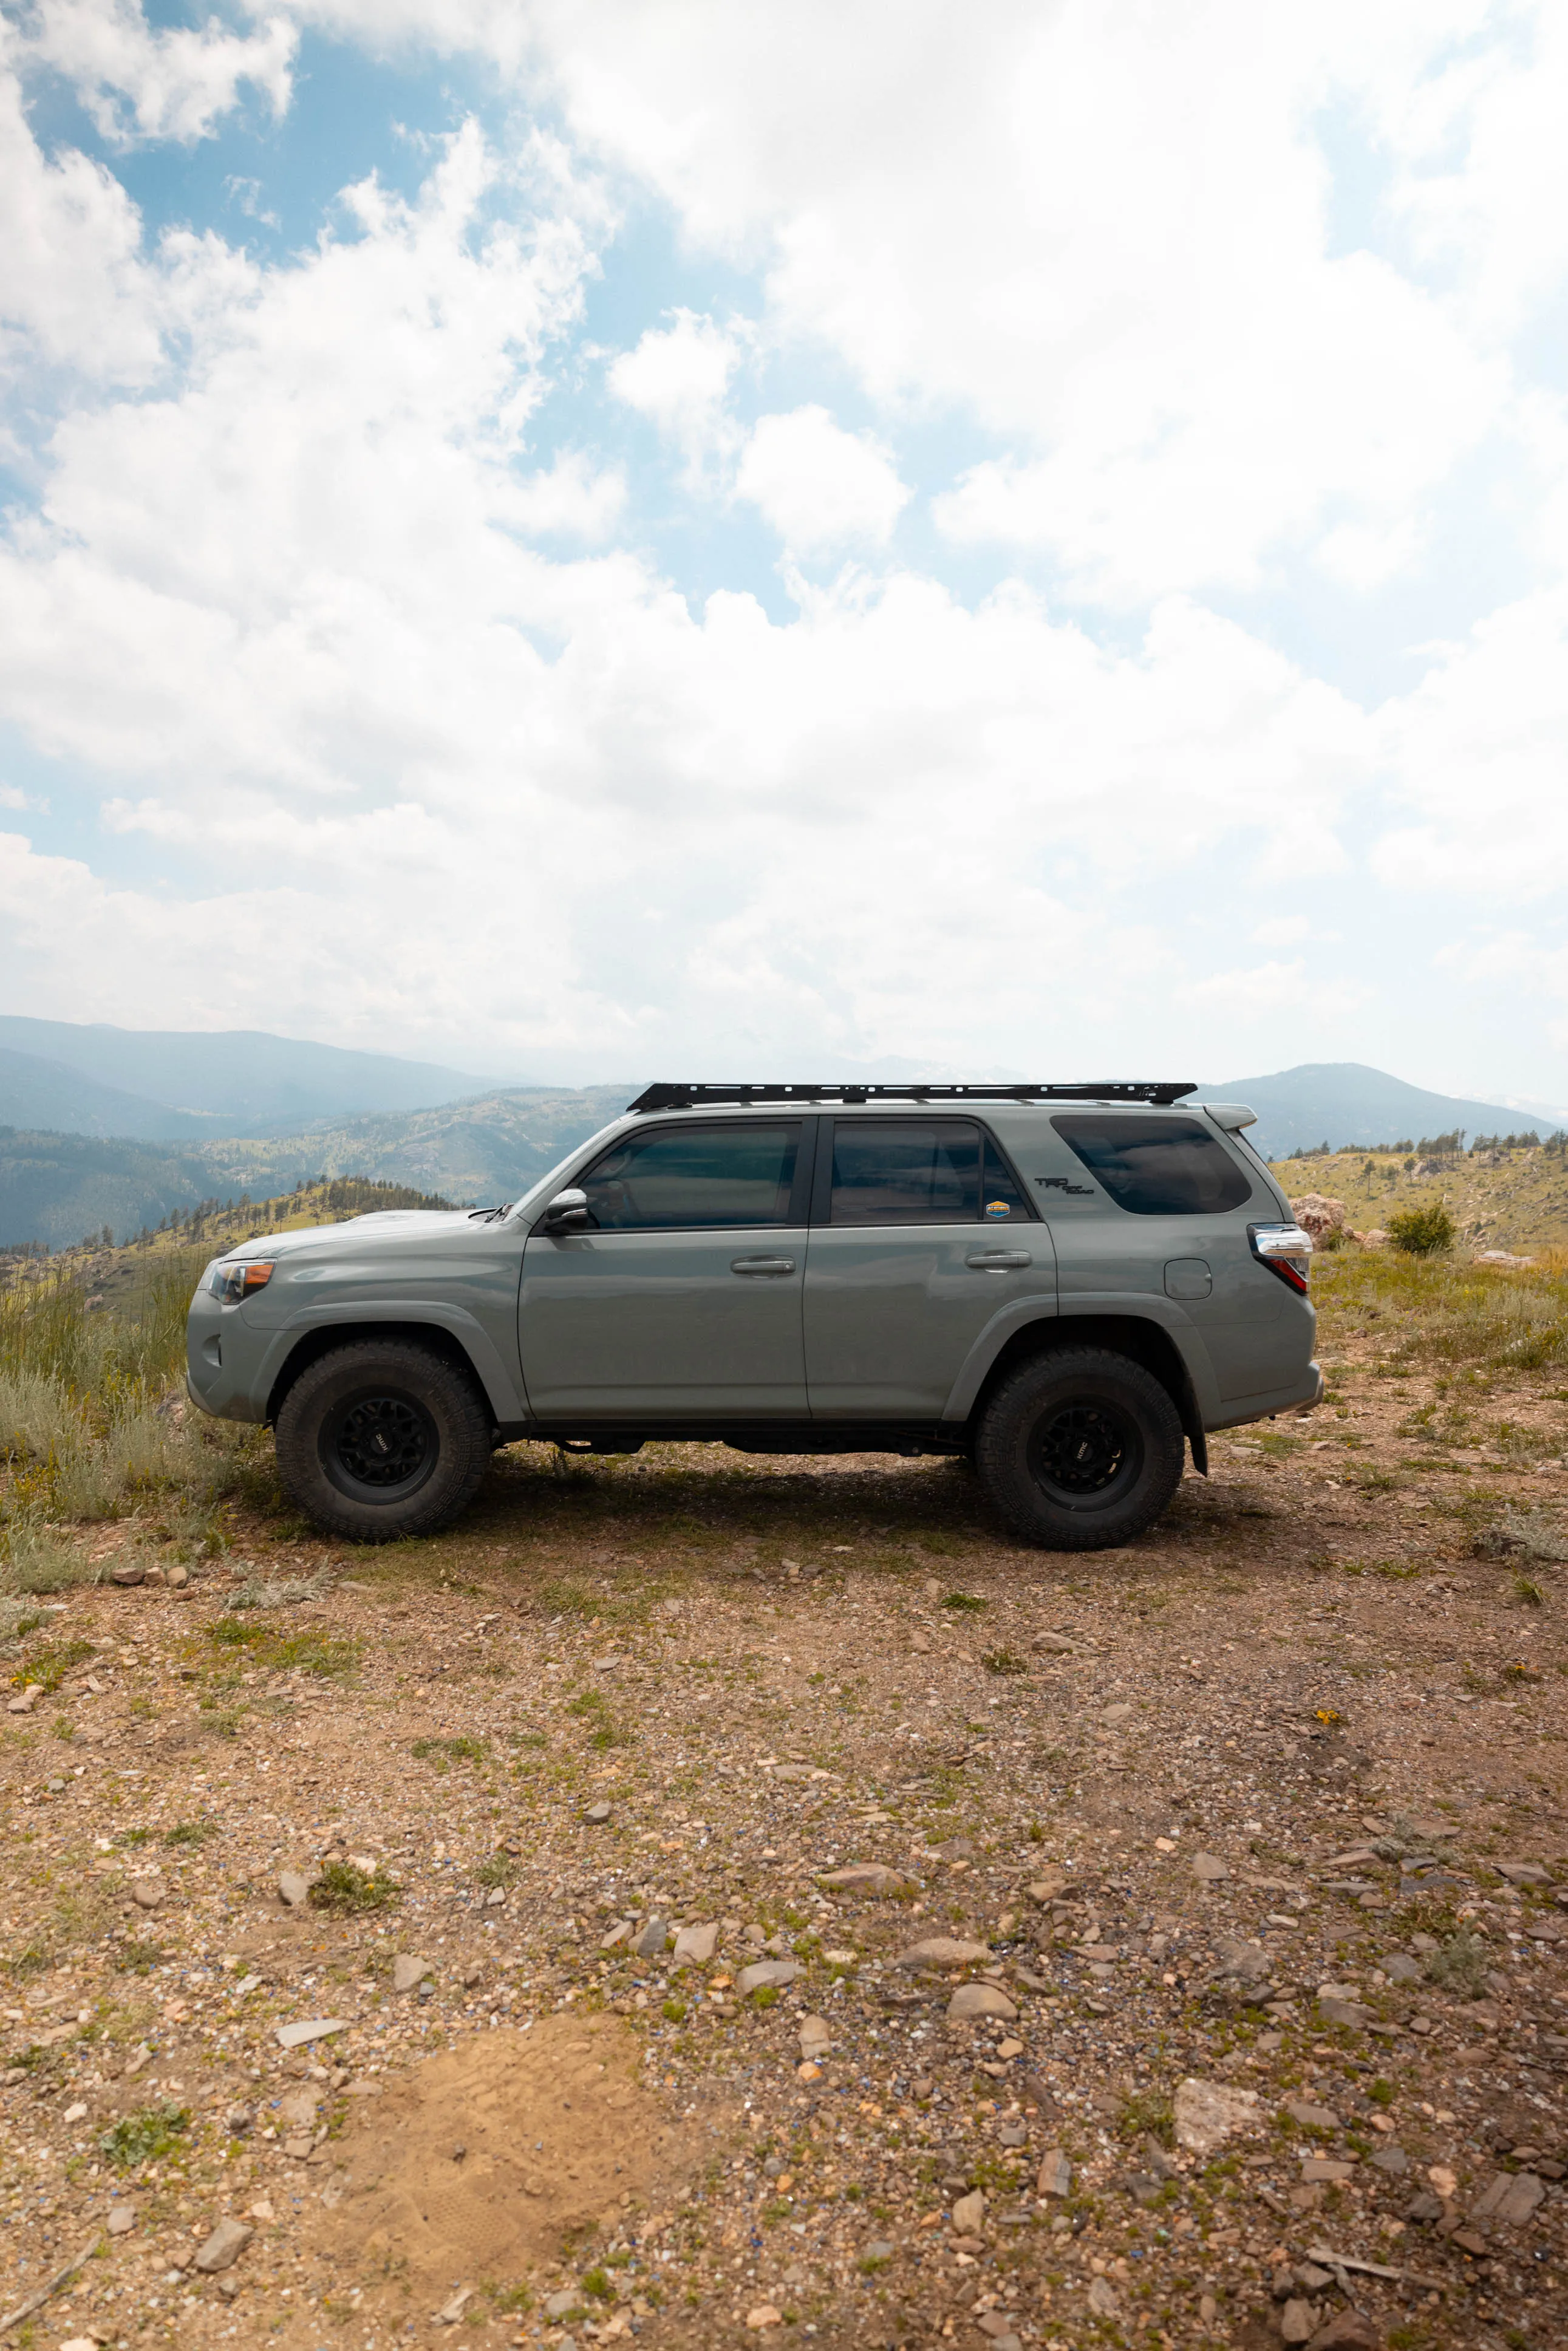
(803, 1117), (1052, 1419)
(519, 1119), (811, 1419)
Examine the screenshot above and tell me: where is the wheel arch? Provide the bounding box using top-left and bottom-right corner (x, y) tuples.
(264, 1321), (497, 1430)
(962, 1314), (1208, 1473)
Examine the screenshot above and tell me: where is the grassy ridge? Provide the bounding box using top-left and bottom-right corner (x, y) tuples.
(1271, 1141), (1568, 1254)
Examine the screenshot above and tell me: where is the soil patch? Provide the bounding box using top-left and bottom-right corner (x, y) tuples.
(310, 2014), (685, 2313)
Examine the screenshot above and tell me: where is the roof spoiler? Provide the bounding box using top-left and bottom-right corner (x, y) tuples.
(626, 1081), (1198, 1113)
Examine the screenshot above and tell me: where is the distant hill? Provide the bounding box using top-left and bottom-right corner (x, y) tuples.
(0, 1017), (497, 1133)
(195, 1085), (633, 1205)
(0, 1047), (222, 1142)
(0, 1130), (216, 1253)
(1210, 1062), (1568, 1161)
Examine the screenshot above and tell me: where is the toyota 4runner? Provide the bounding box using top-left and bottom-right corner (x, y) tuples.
(186, 1082), (1320, 1550)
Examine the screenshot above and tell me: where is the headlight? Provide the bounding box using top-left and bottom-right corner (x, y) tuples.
(210, 1260), (274, 1304)
(1248, 1223), (1312, 1294)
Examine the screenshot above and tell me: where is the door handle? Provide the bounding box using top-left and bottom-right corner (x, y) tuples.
(730, 1255), (796, 1277)
(965, 1250), (1032, 1270)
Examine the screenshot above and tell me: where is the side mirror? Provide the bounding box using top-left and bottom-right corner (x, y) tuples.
(542, 1187), (590, 1231)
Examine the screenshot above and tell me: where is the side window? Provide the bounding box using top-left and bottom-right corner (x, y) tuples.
(829, 1121), (984, 1226)
(981, 1138), (1029, 1221)
(579, 1123), (802, 1230)
(1051, 1115), (1253, 1215)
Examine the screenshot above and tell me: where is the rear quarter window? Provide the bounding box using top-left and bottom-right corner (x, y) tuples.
(1051, 1115), (1253, 1215)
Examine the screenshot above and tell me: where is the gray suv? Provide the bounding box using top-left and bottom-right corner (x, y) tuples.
(185, 1082), (1319, 1551)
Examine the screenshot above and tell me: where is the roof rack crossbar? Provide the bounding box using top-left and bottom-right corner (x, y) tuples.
(626, 1081), (1197, 1113)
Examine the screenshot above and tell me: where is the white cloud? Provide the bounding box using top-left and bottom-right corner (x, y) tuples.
(26, 0), (296, 146)
(735, 406), (908, 553)
(607, 308), (740, 481)
(503, 449), (626, 541)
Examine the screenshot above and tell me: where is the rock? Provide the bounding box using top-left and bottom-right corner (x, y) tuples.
(1285, 2100), (1340, 2131)
(633, 1916), (669, 1959)
(109, 1562), (146, 1587)
(1305, 2317), (1382, 2351)
(277, 1871), (312, 1908)
(224, 2104), (253, 2134)
(1210, 1938), (1270, 1987)
(737, 1959), (800, 1995)
(434, 2286), (473, 2324)
(106, 2203), (137, 2235)
(168, 1564), (189, 1589)
(947, 1982), (1018, 2022)
(1369, 2145), (1408, 2175)
(672, 1922), (720, 1967)
(1086, 2277), (1120, 2317)
(393, 1954), (431, 1993)
(544, 2290), (580, 2318)
(1383, 1954), (1422, 1984)
(277, 2090), (319, 2129)
(896, 1937), (990, 1971)
(798, 2015), (832, 2056)
(1280, 2301), (1320, 2345)
(951, 2189), (986, 2235)
(193, 2217), (252, 2274)
(1290, 1193), (1347, 1246)
(1301, 2157), (1357, 2183)
(1496, 1861), (1550, 1886)
(1037, 2150), (1071, 2197)
(585, 1801), (612, 1824)
(1190, 1852), (1229, 1882)
(6, 1686), (40, 1713)
(745, 2308), (783, 2331)
(129, 1878), (163, 1910)
(1032, 1632), (1075, 1653)
(864, 2240), (894, 2262)
(1173, 2077), (1261, 2155)
(817, 1863), (911, 1897)
(1471, 2171), (1546, 2226)
(274, 2018), (347, 2050)
(1317, 1994), (1372, 2029)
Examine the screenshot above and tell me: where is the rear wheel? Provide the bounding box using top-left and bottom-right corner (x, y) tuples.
(274, 1340), (493, 1542)
(974, 1346), (1185, 1550)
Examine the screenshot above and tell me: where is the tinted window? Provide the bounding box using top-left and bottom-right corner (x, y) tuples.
(828, 1120), (1030, 1225)
(1051, 1115), (1253, 1215)
(580, 1123), (801, 1229)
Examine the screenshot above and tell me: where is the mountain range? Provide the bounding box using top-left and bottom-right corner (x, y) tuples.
(1, 1020), (1564, 1251)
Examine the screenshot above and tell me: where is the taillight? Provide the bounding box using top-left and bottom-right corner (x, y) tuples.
(1249, 1223), (1312, 1294)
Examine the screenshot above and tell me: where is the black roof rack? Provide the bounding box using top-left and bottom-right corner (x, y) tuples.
(627, 1081), (1197, 1114)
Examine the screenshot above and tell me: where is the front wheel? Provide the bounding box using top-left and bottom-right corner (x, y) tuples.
(973, 1346), (1185, 1550)
(274, 1340), (493, 1542)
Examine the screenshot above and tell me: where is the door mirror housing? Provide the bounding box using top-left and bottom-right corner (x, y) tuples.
(541, 1187), (590, 1231)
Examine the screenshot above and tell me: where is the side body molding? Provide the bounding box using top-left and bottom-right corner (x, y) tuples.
(259, 1301), (527, 1426)
(939, 1292), (1222, 1426)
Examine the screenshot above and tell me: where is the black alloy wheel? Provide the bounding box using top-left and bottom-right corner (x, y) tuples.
(274, 1339), (493, 1542)
(974, 1345), (1186, 1550)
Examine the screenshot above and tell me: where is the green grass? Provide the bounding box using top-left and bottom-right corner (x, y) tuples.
(163, 1818), (219, 1846)
(9, 1638), (94, 1693)
(307, 1860), (398, 1916)
(99, 2102), (191, 2168)
(1314, 1247), (1568, 1376)
(411, 1735), (488, 1767)
(208, 1620), (360, 1677)
(942, 1592), (986, 1612)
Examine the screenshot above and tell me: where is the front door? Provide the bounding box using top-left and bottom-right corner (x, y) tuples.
(519, 1119), (811, 1420)
(803, 1117), (1052, 1419)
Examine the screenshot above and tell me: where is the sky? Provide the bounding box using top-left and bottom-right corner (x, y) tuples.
(1, 2), (1567, 1097)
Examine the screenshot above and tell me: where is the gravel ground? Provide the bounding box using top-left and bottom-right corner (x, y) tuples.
(3, 1343), (1567, 2351)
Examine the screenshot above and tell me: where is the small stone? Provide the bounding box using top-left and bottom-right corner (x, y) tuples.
(1190, 1852), (1229, 1882)
(672, 1922), (720, 1967)
(585, 1801), (612, 1824)
(106, 2202), (137, 2235)
(798, 2015), (832, 2056)
(1032, 1632), (1075, 1653)
(951, 2188), (986, 2235)
(277, 1871), (312, 1908)
(1317, 1996), (1372, 2029)
(1100, 1702), (1132, 1724)
(1304, 2317), (1381, 2351)
(1470, 2170), (1546, 2226)
(462, 1963), (485, 1988)
(1037, 2149), (1071, 2197)
(1086, 2277), (1120, 2317)
(544, 2290), (580, 2318)
(129, 1878), (163, 1910)
(948, 1982), (1018, 2022)
(1301, 2157), (1357, 2183)
(392, 1953), (432, 1993)
(274, 2018), (347, 2050)
(6, 1686), (39, 1714)
(633, 1916), (669, 1959)
(896, 1936), (990, 1971)
(864, 2240), (894, 2261)
(62, 2099), (87, 2123)
(1383, 1954), (1422, 1985)
(193, 2216), (252, 2274)
(817, 1863), (912, 1897)
(1369, 2145), (1409, 2175)
(435, 2285), (473, 2324)
(1285, 2100), (1341, 2131)
(1496, 1861), (1550, 1886)
(745, 2308), (783, 2331)
(1173, 2077), (1261, 2155)
(224, 2104), (253, 2134)
(1280, 2300), (1319, 2346)
(168, 1564), (189, 1589)
(109, 1562), (146, 1587)
(737, 1959), (800, 1995)
(277, 2090), (319, 2129)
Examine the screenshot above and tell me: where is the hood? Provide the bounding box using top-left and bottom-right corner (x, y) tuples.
(217, 1209), (486, 1263)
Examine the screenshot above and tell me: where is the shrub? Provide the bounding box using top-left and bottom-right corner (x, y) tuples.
(308, 1860), (398, 1915)
(1386, 1201), (1456, 1256)
(99, 2103), (191, 2167)
(1425, 1930), (1489, 1996)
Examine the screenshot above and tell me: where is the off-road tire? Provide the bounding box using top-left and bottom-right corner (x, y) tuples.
(274, 1340), (493, 1543)
(974, 1346), (1185, 1550)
